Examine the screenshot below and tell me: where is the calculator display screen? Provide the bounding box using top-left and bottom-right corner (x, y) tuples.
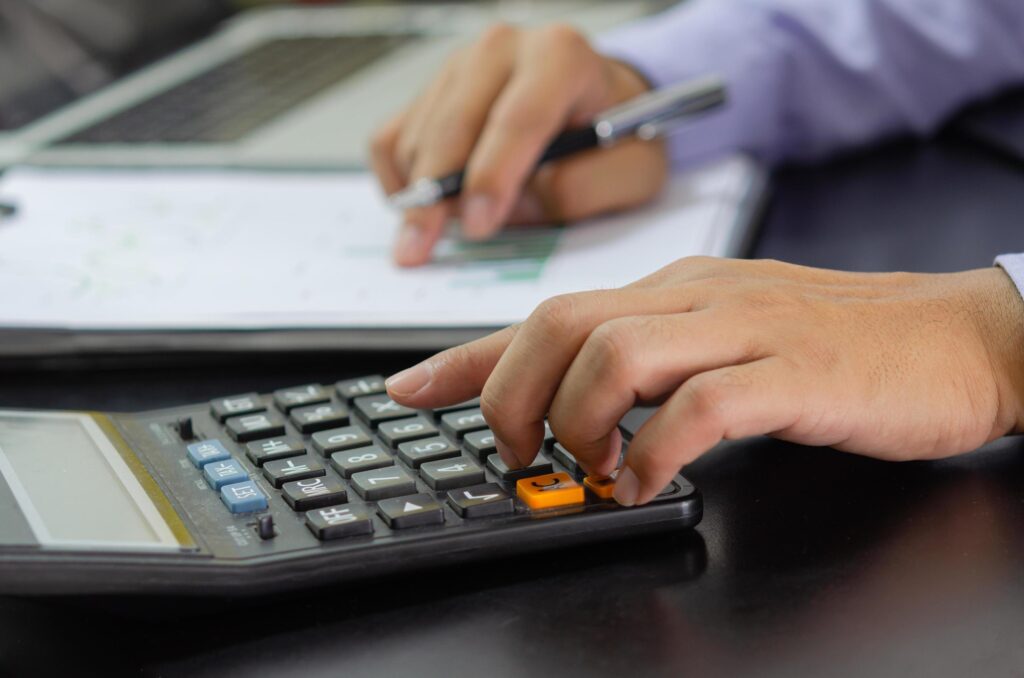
(0, 411), (182, 551)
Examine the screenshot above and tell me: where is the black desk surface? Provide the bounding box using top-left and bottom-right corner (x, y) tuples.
(1, 137), (1023, 677)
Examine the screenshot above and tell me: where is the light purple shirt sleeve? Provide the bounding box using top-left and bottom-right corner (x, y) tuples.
(597, 0), (1024, 295)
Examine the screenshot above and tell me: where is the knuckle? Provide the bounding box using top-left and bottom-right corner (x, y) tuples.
(528, 293), (581, 338)
(479, 381), (510, 437)
(537, 23), (589, 53)
(585, 319), (637, 374)
(478, 22), (518, 48)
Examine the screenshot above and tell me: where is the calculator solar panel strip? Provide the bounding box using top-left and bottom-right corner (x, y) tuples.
(0, 376), (701, 596)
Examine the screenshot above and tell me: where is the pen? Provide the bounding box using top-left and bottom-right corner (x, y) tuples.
(388, 75), (727, 211)
(0, 202), (16, 219)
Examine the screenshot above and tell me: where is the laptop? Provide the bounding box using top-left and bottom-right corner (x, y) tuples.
(0, 1), (663, 170)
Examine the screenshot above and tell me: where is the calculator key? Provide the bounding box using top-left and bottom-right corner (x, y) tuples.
(378, 415), (438, 449)
(273, 384), (330, 412)
(486, 454), (553, 482)
(336, 375), (386, 403)
(353, 394), (417, 427)
(186, 439), (231, 468)
(462, 429), (497, 460)
(210, 393), (265, 422)
(246, 437), (305, 466)
(397, 436), (459, 468)
(282, 475), (348, 512)
(220, 480), (268, 514)
(203, 458), (249, 490)
(377, 493), (444, 529)
(311, 426), (373, 456)
(419, 456), (486, 491)
(350, 466), (416, 500)
(306, 505), (374, 541)
(329, 443), (393, 478)
(430, 398), (481, 420)
(551, 443), (581, 476)
(516, 472), (585, 510)
(583, 475), (616, 500)
(542, 421), (557, 450)
(262, 455), (326, 488)
(446, 483), (514, 518)
(289, 402), (350, 434)
(439, 408), (488, 439)
(225, 412), (286, 443)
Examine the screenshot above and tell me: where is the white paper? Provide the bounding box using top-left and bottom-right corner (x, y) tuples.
(0, 156), (759, 330)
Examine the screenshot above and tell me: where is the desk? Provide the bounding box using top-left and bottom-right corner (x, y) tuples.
(1, 137), (1023, 677)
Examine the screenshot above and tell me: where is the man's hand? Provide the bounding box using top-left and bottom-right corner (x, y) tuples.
(370, 23), (668, 267)
(385, 258), (1024, 505)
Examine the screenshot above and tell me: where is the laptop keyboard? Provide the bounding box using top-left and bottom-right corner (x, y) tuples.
(58, 35), (412, 145)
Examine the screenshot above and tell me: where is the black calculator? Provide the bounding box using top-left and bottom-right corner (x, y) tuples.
(0, 375), (702, 595)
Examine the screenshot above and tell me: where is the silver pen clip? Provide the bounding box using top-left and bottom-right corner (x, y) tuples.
(593, 75), (727, 145)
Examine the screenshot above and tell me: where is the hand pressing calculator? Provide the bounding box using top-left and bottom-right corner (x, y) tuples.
(0, 375), (702, 595)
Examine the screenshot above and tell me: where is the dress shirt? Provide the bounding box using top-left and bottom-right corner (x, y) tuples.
(598, 0), (1024, 286)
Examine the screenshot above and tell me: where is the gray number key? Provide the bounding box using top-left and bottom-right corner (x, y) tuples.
(397, 436), (459, 468)
(439, 408), (488, 439)
(463, 429), (497, 460)
(312, 425), (372, 456)
(329, 443), (393, 478)
(486, 454), (553, 482)
(378, 415), (438, 449)
(350, 466), (416, 500)
(419, 456), (485, 491)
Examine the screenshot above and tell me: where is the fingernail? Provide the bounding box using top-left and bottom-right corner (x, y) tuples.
(462, 195), (495, 239)
(495, 436), (521, 470)
(613, 467), (640, 507)
(393, 223), (425, 263)
(385, 362), (432, 398)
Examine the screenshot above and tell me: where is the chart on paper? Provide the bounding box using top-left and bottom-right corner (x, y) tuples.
(0, 156), (761, 330)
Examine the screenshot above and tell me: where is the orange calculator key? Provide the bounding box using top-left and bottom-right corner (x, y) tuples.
(583, 475), (616, 500)
(516, 472), (584, 510)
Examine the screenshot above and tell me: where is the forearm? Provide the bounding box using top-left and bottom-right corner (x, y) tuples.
(598, 0), (1024, 169)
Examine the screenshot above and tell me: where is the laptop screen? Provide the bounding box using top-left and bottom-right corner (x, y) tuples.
(0, 0), (232, 131)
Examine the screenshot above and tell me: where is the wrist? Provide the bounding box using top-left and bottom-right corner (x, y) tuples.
(965, 267), (1024, 436)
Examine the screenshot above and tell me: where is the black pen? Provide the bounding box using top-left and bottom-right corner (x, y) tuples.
(388, 75), (727, 211)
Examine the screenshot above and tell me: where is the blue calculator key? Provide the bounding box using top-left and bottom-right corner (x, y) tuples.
(220, 480), (268, 514)
(186, 439), (231, 468)
(203, 458), (249, 489)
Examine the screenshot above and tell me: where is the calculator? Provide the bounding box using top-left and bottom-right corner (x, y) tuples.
(0, 375), (702, 595)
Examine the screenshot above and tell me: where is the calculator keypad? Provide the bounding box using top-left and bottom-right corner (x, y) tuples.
(378, 415), (438, 449)
(329, 444), (393, 477)
(262, 455), (326, 488)
(246, 437), (305, 466)
(282, 476), (348, 512)
(225, 412), (286, 442)
(350, 466), (417, 500)
(353, 394), (417, 427)
(210, 393), (265, 422)
(377, 493), (444, 529)
(180, 377), (691, 547)
(274, 384), (331, 412)
(289, 402), (350, 434)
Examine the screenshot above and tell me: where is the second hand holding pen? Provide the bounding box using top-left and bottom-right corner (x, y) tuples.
(388, 75), (727, 211)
